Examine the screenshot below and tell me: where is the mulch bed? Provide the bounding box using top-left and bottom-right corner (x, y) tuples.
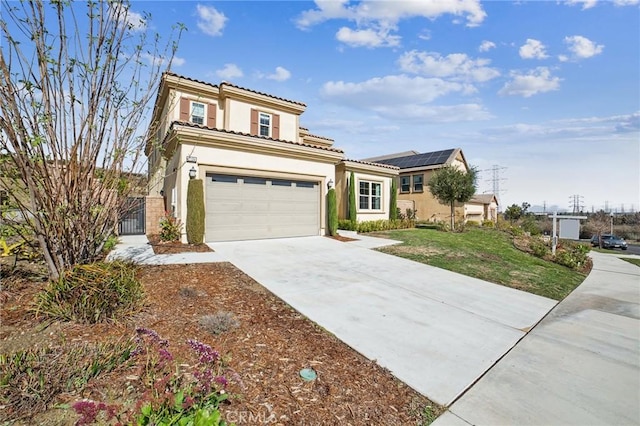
(1, 259), (441, 425)
(325, 235), (359, 242)
(147, 234), (214, 255)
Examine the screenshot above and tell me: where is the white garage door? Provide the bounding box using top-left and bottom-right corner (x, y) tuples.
(205, 173), (320, 242)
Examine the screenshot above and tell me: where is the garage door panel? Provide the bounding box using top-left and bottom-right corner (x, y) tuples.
(205, 174), (320, 242)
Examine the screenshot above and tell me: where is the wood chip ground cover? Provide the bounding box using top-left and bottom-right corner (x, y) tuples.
(1, 261), (441, 425)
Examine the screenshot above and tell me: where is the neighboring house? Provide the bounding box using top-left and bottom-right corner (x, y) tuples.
(465, 194), (499, 223)
(365, 148), (489, 223)
(145, 72), (396, 242)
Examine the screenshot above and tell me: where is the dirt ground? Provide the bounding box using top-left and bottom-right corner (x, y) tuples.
(1, 256), (441, 425)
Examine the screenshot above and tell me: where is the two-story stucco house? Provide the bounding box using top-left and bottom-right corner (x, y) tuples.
(145, 72), (397, 242)
(364, 149), (498, 223)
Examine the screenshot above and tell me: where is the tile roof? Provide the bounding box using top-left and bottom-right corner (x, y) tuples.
(220, 81), (306, 107)
(344, 158), (399, 170)
(163, 72), (306, 107)
(373, 149), (456, 169)
(167, 121), (343, 153)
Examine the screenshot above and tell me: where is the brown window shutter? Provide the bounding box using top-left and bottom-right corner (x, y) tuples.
(272, 114), (280, 139)
(250, 109), (258, 135)
(179, 98), (189, 122)
(207, 103), (217, 128)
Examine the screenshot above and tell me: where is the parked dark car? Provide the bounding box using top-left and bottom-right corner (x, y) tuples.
(591, 234), (628, 250)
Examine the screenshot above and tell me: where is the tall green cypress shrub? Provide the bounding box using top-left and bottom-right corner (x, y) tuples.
(327, 188), (338, 236)
(186, 178), (205, 244)
(348, 171), (356, 223)
(389, 178), (398, 220)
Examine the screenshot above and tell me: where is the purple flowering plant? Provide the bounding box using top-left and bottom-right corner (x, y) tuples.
(72, 328), (239, 425)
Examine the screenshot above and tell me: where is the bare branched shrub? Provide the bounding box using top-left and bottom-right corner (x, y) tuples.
(199, 312), (240, 336)
(0, 1), (184, 278)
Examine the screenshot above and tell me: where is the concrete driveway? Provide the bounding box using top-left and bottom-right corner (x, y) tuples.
(210, 236), (556, 406)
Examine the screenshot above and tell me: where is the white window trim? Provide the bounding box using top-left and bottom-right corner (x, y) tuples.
(258, 112), (271, 137)
(358, 179), (383, 211)
(191, 101), (205, 125)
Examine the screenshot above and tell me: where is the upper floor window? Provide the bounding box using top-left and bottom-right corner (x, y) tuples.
(259, 112), (271, 137)
(413, 174), (424, 192)
(359, 181), (382, 210)
(191, 102), (205, 125)
(251, 108), (280, 139)
(400, 176), (410, 193)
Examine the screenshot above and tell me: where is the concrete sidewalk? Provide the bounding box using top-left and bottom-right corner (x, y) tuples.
(106, 235), (228, 264)
(435, 252), (640, 425)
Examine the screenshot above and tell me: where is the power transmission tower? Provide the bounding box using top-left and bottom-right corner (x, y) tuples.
(569, 194), (584, 214)
(482, 165), (507, 211)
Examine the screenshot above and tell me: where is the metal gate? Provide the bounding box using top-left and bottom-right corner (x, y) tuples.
(118, 197), (146, 235)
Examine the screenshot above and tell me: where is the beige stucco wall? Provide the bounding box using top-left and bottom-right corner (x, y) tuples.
(397, 169), (465, 222)
(226, 98), (298, 141)
(174, 142), (336, 242)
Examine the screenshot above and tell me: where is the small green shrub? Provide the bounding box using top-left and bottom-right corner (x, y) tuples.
(466, 220), (480, 227)
(530, 239), (550, 258)
(554, 241), (590, 270)
(348, 171), (356, 223)
(159, 213), (182, 242)
(327, 188), (338, 236)
(186, 179), (205, 244)
(33, 261), (144, 324)
(389, 179), (398, 220)
(199, 311), (240, 335)
(0, 340), (133, 422)
(481, 220), (495, 228)
(102, 234), (119, 253)
(338, 219), (357, 231)
(521, 217), (542, 236)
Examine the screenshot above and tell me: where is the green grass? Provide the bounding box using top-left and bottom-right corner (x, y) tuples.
(621, 258), (640, 267)
(375, 227), (587, 300)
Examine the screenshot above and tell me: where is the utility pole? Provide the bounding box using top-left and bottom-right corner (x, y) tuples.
(569, 194), (584, 214)
(604, 200), (609, 212)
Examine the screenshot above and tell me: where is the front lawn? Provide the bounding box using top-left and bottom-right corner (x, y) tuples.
(375, 227), (588, 300)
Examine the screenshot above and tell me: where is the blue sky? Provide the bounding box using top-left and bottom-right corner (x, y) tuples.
(134, 0), (638, 212)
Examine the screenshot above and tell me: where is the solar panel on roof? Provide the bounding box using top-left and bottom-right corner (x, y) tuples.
(372, 148), (455, 169)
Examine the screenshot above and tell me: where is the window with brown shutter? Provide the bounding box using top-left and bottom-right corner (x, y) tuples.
(179, 97), (189, 122)
(250, 109), (259, 135)
(272, 114), (280, 139)
(207, 103), (217, 128)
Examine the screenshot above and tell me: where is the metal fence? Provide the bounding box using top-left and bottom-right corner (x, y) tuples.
(118, 197), (146, 235)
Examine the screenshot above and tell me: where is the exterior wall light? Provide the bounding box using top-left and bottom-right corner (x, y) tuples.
(327, 178), (334, 190)
(189, 166), (196, 179)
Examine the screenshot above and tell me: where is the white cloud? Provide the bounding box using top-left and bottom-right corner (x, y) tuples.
(613, 0), (639, 5)
(216, 63), (243, 80)
(142, 53), (185, 67)
(377, 103), (493, 122)
(565, 0), (598, 10)
(479, 40), (496, 52)
(321, 74), (473, 111)
(266, 66), (291, 82)
(297, 0), (486, 28)
(398, 51), (500, 83)
(563, 35), (604, 59)
(499, 67), (561, 98)
(519, 39), (548, 59)
(111, 3), (146, 31)
(295, 0), (486, 48)
(336, 27), (401, 48)
(196, 4), (227, 37)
